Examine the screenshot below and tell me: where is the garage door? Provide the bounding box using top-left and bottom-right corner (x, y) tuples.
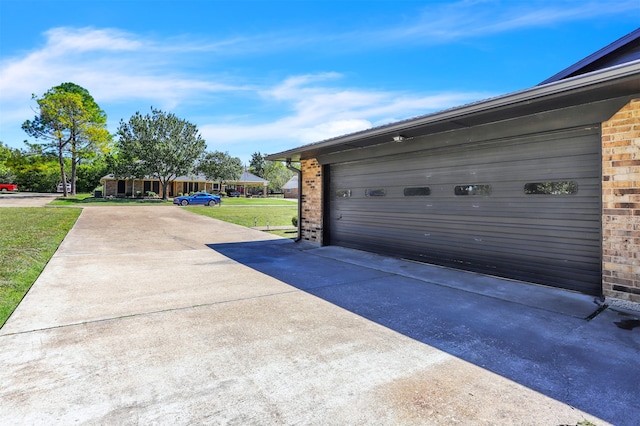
(328, 127), (601, 294)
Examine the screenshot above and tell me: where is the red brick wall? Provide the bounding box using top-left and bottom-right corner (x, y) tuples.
(602, 99), (640, 303)
(300, 159), (323, 244)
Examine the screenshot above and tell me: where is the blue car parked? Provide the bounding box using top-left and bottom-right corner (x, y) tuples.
(173, 192), (221, 206)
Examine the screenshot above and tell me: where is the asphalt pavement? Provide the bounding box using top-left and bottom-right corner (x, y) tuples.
(0, 205), (638, 425)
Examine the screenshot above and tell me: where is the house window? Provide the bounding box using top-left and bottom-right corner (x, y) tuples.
(404, 187), (431, 196)
(335, 189), (351, 198)
(455, 184), (491, 196)
(182, 182), (198, 193)
(365, 188), (386, 197)
(524, 181), (578, 195)
(117, 180), (126, 193)
(143, 181), (151, 193)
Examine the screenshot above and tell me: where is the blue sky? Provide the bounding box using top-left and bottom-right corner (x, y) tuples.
(0, 0), (638, 164)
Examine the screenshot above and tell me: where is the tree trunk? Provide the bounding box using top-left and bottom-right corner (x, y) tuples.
(71, 159), (77, 195)
(58, 139), (67, 197)
(161, 180), (168, 200)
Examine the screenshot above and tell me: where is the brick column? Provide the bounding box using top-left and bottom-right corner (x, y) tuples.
(300, 158), (323, 244)
(602, 99), (640, 303)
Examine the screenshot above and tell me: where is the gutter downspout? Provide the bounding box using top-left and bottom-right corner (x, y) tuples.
(286, 159), (302, 242)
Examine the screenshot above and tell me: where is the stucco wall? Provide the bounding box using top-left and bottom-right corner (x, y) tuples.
(602, 98), (640, 303)
(300, 159), (323, 244)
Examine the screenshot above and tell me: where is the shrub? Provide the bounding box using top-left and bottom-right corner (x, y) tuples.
(146, 191), (157, 198)
(292, 216), (298, 227)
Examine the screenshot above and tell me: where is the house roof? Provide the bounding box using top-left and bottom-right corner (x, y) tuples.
(101, 173), (214, 183)
(282, 175), (298, 190)
(266, 29), (640, 163)
(226, 170), (268, 184)
(101, 170), (269, 185)
(174, 173), (213, 182)
(539, 28), (640, 85)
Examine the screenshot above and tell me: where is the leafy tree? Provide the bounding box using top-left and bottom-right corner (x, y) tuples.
(54, 83), (111, 193)
(116, 108), (206, 200)
(0, 141), (12, 161)
(22, 83), (109, 196)
(249, 151), (265, 177)
(5, 145), (62, 192)
(76, 155), (110, 192)
(197, 151), (243, 184)
(263, 160), (295, 193)
(22, 92), (78, 195)
(0, 142), (17, 183)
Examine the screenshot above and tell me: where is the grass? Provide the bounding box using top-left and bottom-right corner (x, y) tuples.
(49, 194), (295, 207)
(49, 193), (172, 206)
(48, 194), (297, 233)
(184, 200), (298, 229)
(0, 207), (81, 328)
(0, 197), (297, 328)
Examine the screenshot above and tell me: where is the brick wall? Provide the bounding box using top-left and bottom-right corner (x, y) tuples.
(103, 179), (116, 196)
(602, 99), (640, 303)
(300, 159), (323, 244)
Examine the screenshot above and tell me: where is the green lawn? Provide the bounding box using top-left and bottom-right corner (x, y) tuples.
(0, 207), (81, 328)
(49, 193), (172, 206)
(184, 201), (298, 229)
(49, 194), (295, 207)
(0, 197), (298, 328)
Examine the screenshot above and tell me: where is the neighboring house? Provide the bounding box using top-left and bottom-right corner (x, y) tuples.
(101, 173), (221, 198)
(282, 175), (299, 198)
(224, 170), (269, 197)
(101, 171), (269, 198)
(267, 29), (640, 304)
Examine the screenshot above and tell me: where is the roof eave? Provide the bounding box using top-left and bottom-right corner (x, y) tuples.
(266, 60), (640, 162)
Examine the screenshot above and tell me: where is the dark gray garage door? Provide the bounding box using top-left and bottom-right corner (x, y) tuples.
(328, 127), (601, 294)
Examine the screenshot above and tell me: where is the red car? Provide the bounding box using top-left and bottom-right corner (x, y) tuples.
(0, 183), (18, 192)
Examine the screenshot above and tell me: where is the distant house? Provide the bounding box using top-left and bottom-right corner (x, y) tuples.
(100, 173), (219, 198)
(282, 175), (298, 198)
(224, 170), (269, 197)
(100, 171), (268, 198)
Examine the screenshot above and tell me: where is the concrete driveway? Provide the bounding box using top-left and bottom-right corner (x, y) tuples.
(1, 206), (638, 425)
(0, 192), (58, 207)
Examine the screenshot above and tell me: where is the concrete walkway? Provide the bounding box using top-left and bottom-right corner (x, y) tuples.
(1, 206), (638, 425)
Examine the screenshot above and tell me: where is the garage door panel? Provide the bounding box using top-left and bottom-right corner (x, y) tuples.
(333, 218), (600, 261)
(333, 201), (600, 223)
(330, 230), (599, 290)
(331, 233), (599, 293)
(328, 127), (601, 294)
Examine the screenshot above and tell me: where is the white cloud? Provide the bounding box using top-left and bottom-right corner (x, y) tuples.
(0, 27), (247, 110)
(200, 72), (490, 155)
(296, 119), (373, 144)
(362, 0), (640, 46)
(44, 27), (144, 52)
(3, 0), (633, 156)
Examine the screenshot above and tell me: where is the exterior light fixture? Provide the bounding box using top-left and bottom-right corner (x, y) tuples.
(393, 135), (407, 142)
